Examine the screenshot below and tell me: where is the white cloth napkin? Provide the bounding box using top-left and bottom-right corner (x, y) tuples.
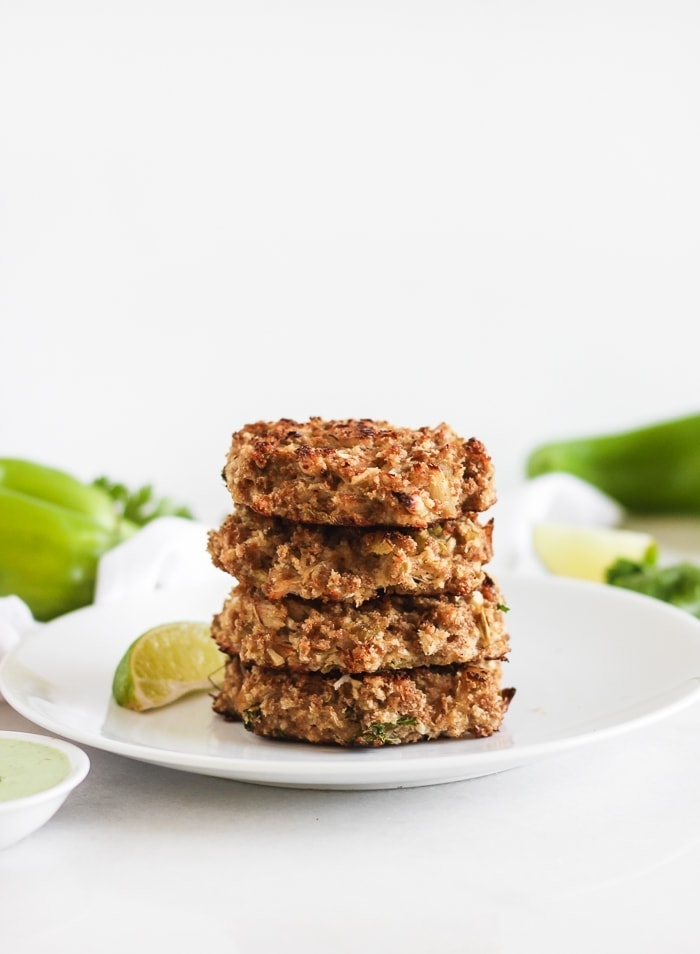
(488, 472), (623, 576)
(0, 475), (624, 699)
(93, 516), (224, 605)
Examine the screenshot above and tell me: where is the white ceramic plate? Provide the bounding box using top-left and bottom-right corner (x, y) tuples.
(2, 572), (700, 790)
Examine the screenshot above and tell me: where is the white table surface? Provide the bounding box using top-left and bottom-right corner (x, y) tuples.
(4, 687), (700, 954)
(3, 2), (700, 951)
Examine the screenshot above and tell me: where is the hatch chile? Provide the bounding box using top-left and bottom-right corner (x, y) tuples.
(0, 459), (192, 621)
(526, 412), (700, 515)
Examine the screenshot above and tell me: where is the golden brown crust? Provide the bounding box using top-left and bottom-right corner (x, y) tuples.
(211, 579), (509, 673)
(207, 506), (493, 604)
(210, 416), (512, 749)
(223, 418), (496, 527)
(212, 656), (514, 746)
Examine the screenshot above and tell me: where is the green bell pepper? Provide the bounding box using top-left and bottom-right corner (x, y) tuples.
(526, 412), (700, 515)
(0, 459), (137, 621)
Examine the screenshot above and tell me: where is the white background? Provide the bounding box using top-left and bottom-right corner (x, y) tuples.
(3, 6), (700, 953)
(2, 0), (699, 527)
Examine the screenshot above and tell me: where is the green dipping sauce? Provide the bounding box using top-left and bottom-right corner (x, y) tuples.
(0, 739), (71, 802)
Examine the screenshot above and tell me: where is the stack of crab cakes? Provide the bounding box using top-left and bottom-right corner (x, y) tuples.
(207, 418), (514, 747)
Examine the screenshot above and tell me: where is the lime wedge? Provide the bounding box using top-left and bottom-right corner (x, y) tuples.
(532, 522), (658, 583)
(112, 620), (226, 711)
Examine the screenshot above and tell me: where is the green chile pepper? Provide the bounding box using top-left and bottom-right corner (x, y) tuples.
(526, 412), (700, 515)
(0, 459), (136, 621)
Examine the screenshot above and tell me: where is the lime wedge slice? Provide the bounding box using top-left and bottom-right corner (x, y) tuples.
(112, 620), (226, 711)
(533, 522), (658, 583)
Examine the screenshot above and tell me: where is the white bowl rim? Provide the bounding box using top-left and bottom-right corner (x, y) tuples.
(0, 729), (90, 810)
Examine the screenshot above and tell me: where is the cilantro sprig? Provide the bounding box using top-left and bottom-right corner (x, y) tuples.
(91, 476), (195, 528)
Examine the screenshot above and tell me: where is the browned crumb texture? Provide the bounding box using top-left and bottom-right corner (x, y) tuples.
(213, 656), (514, 746)
(208, 506), (493, 604)
(212, 578), (509, 673)
(223, 418), (496, 526)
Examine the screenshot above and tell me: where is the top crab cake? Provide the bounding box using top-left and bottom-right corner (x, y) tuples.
(223, 418), (496, 527)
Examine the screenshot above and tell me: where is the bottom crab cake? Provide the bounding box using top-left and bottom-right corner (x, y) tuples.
(213, 656), (514, 747)
(211, 578), (509, 674)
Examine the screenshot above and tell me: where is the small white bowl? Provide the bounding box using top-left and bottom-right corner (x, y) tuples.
(0, 730), (90, 850)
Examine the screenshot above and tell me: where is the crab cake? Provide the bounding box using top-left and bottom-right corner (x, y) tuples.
(208, 507), (493, 604)
(223, 418), (496, 527)
(213, 656), (514, 746)
(211, 578), (509, 673)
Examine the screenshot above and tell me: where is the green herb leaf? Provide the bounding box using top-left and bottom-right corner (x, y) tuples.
(241, 705), (262, 731)
(356, 716), (419, 745)
(91, 476), (195, 528)
(606, 558), (700, 619)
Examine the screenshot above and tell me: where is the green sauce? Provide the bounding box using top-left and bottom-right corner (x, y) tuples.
(0, 739), (71, 802)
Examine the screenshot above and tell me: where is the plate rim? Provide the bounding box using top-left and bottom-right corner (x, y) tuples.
(2, 573), (700, 789)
